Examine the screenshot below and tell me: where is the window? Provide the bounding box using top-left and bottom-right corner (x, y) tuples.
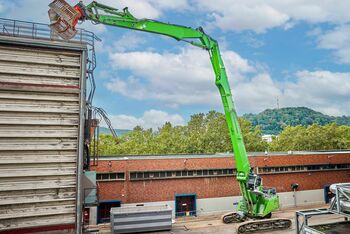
(129, 168), (236, 181)
(144, 172), (150, 178)
(257, 163), (350, 175)
(96, 172), (125, 181)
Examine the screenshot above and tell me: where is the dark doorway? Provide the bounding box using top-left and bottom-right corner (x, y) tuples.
(175, 194), (196, 217)
(83, 208), (90, 225)
(98, 200), (121, 223)
(324, 184), (334, 204)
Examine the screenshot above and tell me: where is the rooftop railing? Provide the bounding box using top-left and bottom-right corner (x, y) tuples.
(0, 17), (100, 47)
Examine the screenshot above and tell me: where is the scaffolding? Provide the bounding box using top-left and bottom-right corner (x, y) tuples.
(296, 183), (350, 234)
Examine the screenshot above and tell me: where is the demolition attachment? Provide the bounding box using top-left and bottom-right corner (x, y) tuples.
(48, 0), (81, 39)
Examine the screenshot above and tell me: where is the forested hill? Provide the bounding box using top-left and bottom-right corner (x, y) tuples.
(99, 127), (131, 136)
(243, 107), (350, 135)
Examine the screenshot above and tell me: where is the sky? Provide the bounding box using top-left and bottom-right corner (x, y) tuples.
(1, 0), (350, 130)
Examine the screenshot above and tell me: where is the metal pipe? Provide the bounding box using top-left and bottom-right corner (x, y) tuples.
(76, 48), (87, 234)
(336, 186), (340, 214)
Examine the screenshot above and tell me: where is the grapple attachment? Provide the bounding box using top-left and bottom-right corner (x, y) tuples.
(48, 0), (81, 40)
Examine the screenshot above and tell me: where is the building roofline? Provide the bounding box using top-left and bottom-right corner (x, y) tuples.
(96, 150), (350, 161)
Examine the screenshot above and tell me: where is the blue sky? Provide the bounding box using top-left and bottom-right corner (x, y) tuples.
(1, 0), (350, 129)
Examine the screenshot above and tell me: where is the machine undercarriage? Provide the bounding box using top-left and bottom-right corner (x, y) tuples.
(222, 212), (292, 233)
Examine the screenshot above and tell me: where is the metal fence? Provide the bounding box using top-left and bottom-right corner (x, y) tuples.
(0, 17), (99, 46)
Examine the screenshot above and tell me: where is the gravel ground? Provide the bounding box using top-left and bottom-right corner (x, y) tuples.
(95, 204), (348, 234)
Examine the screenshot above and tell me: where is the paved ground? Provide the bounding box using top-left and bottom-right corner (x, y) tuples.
(96, 204), (348, 234)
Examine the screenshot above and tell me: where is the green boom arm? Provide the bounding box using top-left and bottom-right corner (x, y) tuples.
(84, 1), (250, 177)
(76, 1), (279, 218)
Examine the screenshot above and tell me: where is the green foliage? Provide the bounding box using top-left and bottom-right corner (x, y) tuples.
(244, 107), (350, 135)
(97, 109), (350, 156)
(239, 118), (268, 152)
(270, 124), (350, 151)
(97, 111), (267, 156)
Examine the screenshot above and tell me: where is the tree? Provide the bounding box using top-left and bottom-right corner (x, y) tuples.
(270, 124), (350, 151)
(154, 122), (186, 154)
(97, 110), (268, 156)
(238, 118), (268, 152)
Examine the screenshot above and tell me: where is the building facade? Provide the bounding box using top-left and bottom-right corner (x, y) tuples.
(89, 151), (350, 224)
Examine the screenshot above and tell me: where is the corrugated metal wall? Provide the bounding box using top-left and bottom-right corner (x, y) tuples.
(0, 40), (85, 231)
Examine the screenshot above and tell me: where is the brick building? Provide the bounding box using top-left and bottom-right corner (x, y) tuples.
(88, 151), (350, 223)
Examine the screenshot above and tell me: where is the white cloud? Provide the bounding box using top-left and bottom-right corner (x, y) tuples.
(194, 0), (350, 33)
(95, 0), (189, 19)
(105, 45), (350, 116)
(210, 3), (289, 33)
(82, 21), (107, 34)
(281, 70), (350, 116)
(317, 25), (350, 64)
(106, 47), (255, 108)
(112, 32), (146, 52)
(234, 73), (282, 113)
(116, 0), (161, 19)
(107, 109), (185, 130)
(0, 0), (189, 25)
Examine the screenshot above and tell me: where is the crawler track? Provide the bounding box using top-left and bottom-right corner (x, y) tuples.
(237, 218), (292, 233)
(221, 212), (247, 223)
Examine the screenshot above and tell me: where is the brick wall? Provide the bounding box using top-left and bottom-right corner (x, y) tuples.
(90, 152), (350, 203)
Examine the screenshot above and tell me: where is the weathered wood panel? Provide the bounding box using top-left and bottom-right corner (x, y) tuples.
(0, 61), (80, 78)
(0, 41), (84, 231)
(0, 74), (79, 86)
(0, 99), (80, 113)
(0, 151), (77, 164)
(0, 176), (76, 191)
(0, 138), (77, 151)
(0, 163), (76, 177)
(0, 112), (79, 126)
(0, 45), (81, 67)
(0, 188), (76, 205)
(0, 90), (79, 101)
(0, 214), (75, 231)
(0, 200), (76, 219)
(0, 126), (78, 138)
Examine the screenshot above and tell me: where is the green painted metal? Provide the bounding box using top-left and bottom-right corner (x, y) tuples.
(80, 1), (279, 218)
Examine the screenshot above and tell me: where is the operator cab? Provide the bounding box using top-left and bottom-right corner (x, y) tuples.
(247, 172), (277, 196)
(247, 172), (262, 191)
